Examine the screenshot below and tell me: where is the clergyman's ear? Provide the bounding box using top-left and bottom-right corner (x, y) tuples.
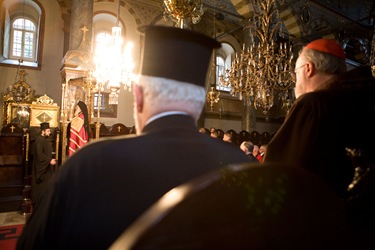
(306, 61), (314, 77)
(134, 84), (144, 113)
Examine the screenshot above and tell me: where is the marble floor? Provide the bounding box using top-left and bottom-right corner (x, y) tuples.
(0, 211), (27, 227)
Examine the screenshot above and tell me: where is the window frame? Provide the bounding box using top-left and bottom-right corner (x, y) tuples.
(93, 92), (118, 118)
(10, 17), (37, 62)
(215, 42), (235, 92)
(216, 55), (229, 91)
(0, 0), (43, 68)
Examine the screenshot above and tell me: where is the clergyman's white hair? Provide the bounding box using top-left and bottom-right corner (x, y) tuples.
(136, 75), (206, 118)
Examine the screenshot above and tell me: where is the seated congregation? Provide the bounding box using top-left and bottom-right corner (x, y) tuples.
(201, 127), (272, 146)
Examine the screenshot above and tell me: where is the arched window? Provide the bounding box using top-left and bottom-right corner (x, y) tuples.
(1, 0), (42, 67)
(216, 56), (226, 90)
(216, 43), (235, 92)
(11, 18), (36, 61)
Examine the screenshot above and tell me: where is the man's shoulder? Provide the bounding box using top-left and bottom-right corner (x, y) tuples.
(295, 89), (334, 106)
(209, 139), (249, 160)
(249, 155), (259, 162)
(35, 135), (45, 142)
(80, 134), (139, 151)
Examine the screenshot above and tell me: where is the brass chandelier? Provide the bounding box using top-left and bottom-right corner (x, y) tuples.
(220, 0), (294, 114)
(4, 61), (35, 103)
(162, 0), (205, 29)
(93, 0), (134, 106)
(206, 52), (220, 111)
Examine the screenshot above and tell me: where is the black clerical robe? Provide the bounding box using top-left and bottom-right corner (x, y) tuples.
(18, 115), (250, 250)
(264, 66), (375, 197)
(31, 135), (54, 207)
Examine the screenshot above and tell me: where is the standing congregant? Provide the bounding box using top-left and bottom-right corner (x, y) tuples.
(263, 39), (353, 197)
(31, 122), (56, 210)
(68, 100), (89, 156)
(17, 26), (250, 250)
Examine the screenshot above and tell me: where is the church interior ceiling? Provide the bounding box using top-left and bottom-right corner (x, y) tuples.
(57, 0), (375, 65)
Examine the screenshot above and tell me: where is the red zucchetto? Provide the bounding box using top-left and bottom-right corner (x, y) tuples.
(305, 39), (346, 59)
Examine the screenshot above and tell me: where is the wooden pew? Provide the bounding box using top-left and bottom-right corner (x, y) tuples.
(0, 123), (28, 213)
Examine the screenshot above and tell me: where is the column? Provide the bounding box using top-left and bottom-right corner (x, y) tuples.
(69, 0), (93, 51)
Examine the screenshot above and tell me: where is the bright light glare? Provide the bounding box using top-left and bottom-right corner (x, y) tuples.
(94, 29), (134, 104)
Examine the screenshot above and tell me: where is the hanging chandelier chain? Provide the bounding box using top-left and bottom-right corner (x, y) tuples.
(205, 0), (220, 111)
(92, 0), (134, 105)
(116, 0), (121, 25)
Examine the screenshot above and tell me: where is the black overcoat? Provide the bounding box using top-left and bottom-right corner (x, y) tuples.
(18, 115), (251, 249)
(31, 135), (53, 207)
(264, 66), (375, 197)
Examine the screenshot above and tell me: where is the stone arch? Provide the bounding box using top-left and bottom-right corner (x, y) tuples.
(229, 0), (304, 40)
(120, 0), (141, 26)
(276, 4), (304, 39)
(229, 0), (254, 19)
(309, 17), (336, 39)
(93, 0), (142, 26)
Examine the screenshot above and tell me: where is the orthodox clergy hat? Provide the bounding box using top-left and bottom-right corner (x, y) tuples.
(40, 122), (50, 130)
(305, 39), (346, 59)
(138, 26), (221, 87)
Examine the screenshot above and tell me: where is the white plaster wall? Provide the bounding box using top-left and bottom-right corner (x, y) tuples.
(0, 0), (64, 127)
(204, 118), (241, 132)
(37, 0), (64, 104)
